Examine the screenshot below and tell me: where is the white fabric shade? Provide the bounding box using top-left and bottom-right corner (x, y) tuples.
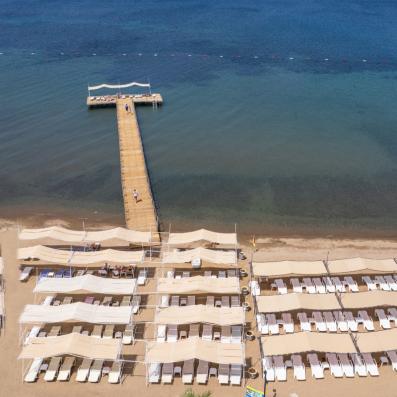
(357, 328), (397, 353)
(19, 302), (133, 325)
(167, 229), (237, 246)
(33, 275), (136, 295)
(252, 260), (327, 278)
(88, 82), (150, 90)
(162, 247), (236, 264)
(327, 257), (397, 275)
(341, 291), (397, 309)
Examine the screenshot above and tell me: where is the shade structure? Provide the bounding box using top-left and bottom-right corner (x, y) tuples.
(252, 260), (327, 278)
(0, 257), (3, 275)
(157, 276), (240, 294)
(18, 245), (144, 266)
(154, 305), (245, 326)
(88, 82), (150, 90)
(167, 229), (237, 246)
(19, 302), (133, 325)
(256, 293), (340, 313)
(357, 328), (397, 353)
(162, 247), (236, 265)
(327, 257), (397, 275)
(19, 226), (151, 245)
(260, 333), (356, 356)
(19, 332), (120, 360)
(145, 336), (244, 365)
(341, 291), (397, 309)
(33, 275), (137, 295)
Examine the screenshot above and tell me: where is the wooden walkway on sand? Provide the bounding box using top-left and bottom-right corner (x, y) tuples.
(116, 98), (159, 239)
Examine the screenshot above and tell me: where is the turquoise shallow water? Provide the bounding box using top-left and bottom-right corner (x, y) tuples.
(1, 1), (397, 236)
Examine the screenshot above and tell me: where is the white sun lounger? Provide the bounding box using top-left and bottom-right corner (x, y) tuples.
(281, 312), (294, 333)
(103, 324), (115, 339)
(274, 355), (287, 381)
(218, 364), (230, 384)
(313, 311), (327, 332)
(375, 309), (391, 329)
(362, 276), (377, 291)
(385, 275), (397, 291)
(343, 311), (358, 332)
(160, 295), (169, 308)
(221, 326), (231, 343)
(167, 325), (178, 342)
(162, 363), (174, 384)
(323, 276), (336, 293)
(197, 360), (209, 384)
(362, 353), (379, 376)
(24, 358), (43, 382)
(88, 359), (104, 383)
(42, 295), (54, 305)
(157, 325), (167, 342)
(92, 324), (103, 338)
(231, 325), (242, 343)
(131, 295), (141, 314)
(122, 323), (134, 345)
(338, 353), (354, 378)
(266, 313), (279, 335)
(374, 275), (390, 291)
(357, 310), (375, 331)
(250, 280), (261, 296)
(76, 358), (93, 382)
(44, 357), (62, 381)
(57, 357), (75, 381)
(170, 295), (179, 306)
(108, 361), (122, 383)
(202, 324), (213, 341)
(263, 356), (275, 381)
(326, 353), (343, 378)
(149, 363), (161, 383)
(298, 312), (311, 332)
(387, 308), (397, 324)
(350, 353), (367, 377)
(386, 351), (397, 372)
(307, 353), (324, 379)
(24, 326), (41, 345)
(344, 276), (359, 292)
(274, 279), (288, 294)
(189, 324), (200, 338)
(333, 311), (349, 332)
(182, 359), (194, 384)
(290, 278), (303, 293)
(323, 311), (337, 332)
(167, 270), (174, 278)
(230, 364), (242, 385)
(291, 354), (305, 380)
(303, 278), (316, 294)
(137, 270), (147, 286)
(20, 266), (33, 281)
(257, 314), (268, 334)
(331, 277), (345, 293)
(312, 278), (326, 294)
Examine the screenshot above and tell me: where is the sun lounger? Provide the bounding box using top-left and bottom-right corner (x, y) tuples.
(221, 326), (231, 343)
(291, 354), (306, 380)
(108, 361), (122, 383)
(92, 324), (103, 338)
(43, 357), (62, 381)
(137, 270), (147, 285)
(120, 295), (131, 306)
(231, 295), (240, 307)
(375, 309), (391, 329)
(157, 325), (167, 342)
(312, 278), (326, 294)
(312, 311), (327, 332)
(102, 296), (112, 306)
(63, 268), (72, 278)
(274, 355), (287, 381)
(24, 358), (43, 382)
(218, 271), (226, 278)
(189, 324), (200, 338)
(265, 313), (279, 335)
(274, 279), (288, 294)
(385, 275), (397, 291)
(218, 364), (229, 384)
(88, 359), (103, 382)
(76, 269), (85, 277)
(230, 364), (242, 385)
(132, 295), (141, 314)
(170, 295), (179, 306)
(187, 295), (195, 306)
(160, 295), (169, 308)
(387, 308), (397, 324)
(62, 296), (73, 304)
(298, 312), (311, 332)
(71, 325), (82, 334)
(386, 351), (397, 372)
(263, 356), (275, 381)
(227, 269), (237, 278)
(338, 353), (354, 377)
(20, 266), (33, 282)
(250, 280), (261, 296)
(182, 359), (194, 384)
(202, 324), (213, 341)
(362, 353), (379, 376)
(42, 295), (54, 305)
(103, 324), (115, 339)
(39, 269), (51, 281)
(281, 312), (294, 333)
(162, 362), (174, 383)
(57, 357), (75, 381)
(221, 296), (230, 307)
(343, 311), (358, 332)
(206, 296), (214, 306)
(24, 326), (41, 344)
(122, 323), (134, 344)
(350, 353), (367, 377)
(323, 311), (337, 332)
(204, 271), (212, 277)
(333, 311), (348, 332)
(84, 296), (94, 304)
(322, 276), (336, 293)
(167, 324), (178, 342)
(257, 313), (269, 334)
(357, 310), (375, 331)
(167, 270), (175, 278)
(149, 363), (161, 383)
(231, 325), (242, 343)
(375, 275), (390, 291)
(326, 353), (343, 378)
(303, 278), (316, 294)
(76, 358), (93, 382)
(362, 276), (377, 291)
(48, 325), (61, 337)
(197, 360), (209, 384)
(344, 276), (359, 292)
(182, 271), (190, 278)
(307, 353), (324, 379)
(290, 278), (303, 293)
(331, 277), (345, 293)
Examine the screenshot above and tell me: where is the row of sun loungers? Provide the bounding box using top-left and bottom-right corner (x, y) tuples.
(149, 361), (242, 385)
(166, 269), (238, 279)
(362, 275), (397, 291)
(161, 294), (240, 308)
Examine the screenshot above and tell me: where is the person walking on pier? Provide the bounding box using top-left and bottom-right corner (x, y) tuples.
(133, 189), (140, 203)
(125, 103), (129, 112)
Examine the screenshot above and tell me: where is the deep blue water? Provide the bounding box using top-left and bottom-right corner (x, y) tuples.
(1, 1), (397, 236)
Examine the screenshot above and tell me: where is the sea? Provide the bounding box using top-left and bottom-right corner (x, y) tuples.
(1, 0), (397, 237)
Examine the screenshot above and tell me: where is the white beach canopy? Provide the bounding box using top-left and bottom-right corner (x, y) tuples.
(19, 302), (133, 325)
(145, 336), (244, 364)
(256, 293), (340, 313)
(162, 247), (236, 265)
(167, 229), (237, 246)
(88, 82), (151, 90)
(260, 333), (356, 356)
(19, 226), (152, 245)
(19, 333), (120, 360)
(357, 328), (397, 353)
(157, 276), (240, 294)
(327, 257), (397, 275)
(18, 245), (144, 266)
(341, 291), (397, 309)
(33, 274), (136, 295)
(252, 260), (327, 278)
(154, 305), (245, 326)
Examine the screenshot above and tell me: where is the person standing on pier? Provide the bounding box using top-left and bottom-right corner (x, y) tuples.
(133, 189), (140, 203)
(125, 103), (129, 112)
